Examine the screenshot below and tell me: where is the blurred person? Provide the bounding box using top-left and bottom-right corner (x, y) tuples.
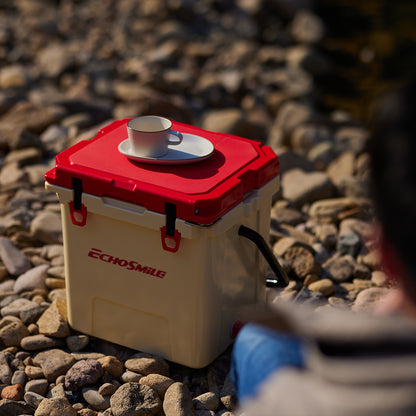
(231, 81), (416, 415)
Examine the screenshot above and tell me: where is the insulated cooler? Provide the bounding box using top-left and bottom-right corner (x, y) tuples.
(45, 119), (285, 368)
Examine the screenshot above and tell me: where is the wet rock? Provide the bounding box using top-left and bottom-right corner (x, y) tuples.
(110, 382), (162, 416)
(64, 359), (104, 392)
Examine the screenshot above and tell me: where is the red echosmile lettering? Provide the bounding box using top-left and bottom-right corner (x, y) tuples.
(87, 248), (166, 278)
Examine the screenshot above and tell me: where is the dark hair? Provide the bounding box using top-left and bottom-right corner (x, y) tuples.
(369, 81), (416, 301)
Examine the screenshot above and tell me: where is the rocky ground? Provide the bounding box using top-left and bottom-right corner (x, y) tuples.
(0, 0), (390, 415)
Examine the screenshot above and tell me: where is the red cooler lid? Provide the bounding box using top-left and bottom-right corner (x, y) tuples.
(45, 119), (279, 225)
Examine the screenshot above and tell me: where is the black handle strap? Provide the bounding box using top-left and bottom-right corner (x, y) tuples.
(238, 225), (289, 287)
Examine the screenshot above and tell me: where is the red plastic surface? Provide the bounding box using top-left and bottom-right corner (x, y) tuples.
(45, 119), (280, 225)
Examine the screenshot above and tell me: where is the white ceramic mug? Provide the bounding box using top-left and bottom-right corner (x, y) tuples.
(127, 116), (183, 158)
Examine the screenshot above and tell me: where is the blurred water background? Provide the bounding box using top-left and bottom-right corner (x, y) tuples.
(316, 0), (416, 123)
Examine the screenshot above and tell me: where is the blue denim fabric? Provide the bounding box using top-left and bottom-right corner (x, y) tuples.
(231, 323), (304, 401)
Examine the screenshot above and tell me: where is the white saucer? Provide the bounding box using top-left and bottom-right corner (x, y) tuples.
(118, 133), (214, 165)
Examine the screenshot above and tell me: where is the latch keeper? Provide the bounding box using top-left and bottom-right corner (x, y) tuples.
(161, 202), (181, 252)
(69, 178), (87, 226)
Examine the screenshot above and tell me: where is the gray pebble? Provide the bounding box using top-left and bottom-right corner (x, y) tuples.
(47, 266), (65, 279)
(1, 298), (39, 317)
(0, 237), (31, 276)
(66, 334), (90, 352)
(21, 334), (64, 351)
(13, 264), (49, 294)
(125, 352), (169, 376)
(11, 369), (26, 385)
(120, 370), (143, 383)
(24, 390), (45, 408)
(33, 348), (76, 382)
(25, 378), (49, 395)
(30, 211), (63, 244)
(82, 387), (111, 411)
(337, 232), (361, 257)
(50, 382), (66, 399)
(98, 382), (118, 396)
(193, 392), (220, 411)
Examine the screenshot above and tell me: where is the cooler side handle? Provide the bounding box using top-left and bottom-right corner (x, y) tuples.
(238, 225), (289, 287)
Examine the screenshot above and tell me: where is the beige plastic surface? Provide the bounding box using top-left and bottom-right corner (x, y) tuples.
(46, 177), (278, 368)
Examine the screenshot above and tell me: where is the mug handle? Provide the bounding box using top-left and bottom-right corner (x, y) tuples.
(167, 130), (183, 145)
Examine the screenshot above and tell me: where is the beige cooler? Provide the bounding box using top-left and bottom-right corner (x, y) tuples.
(44, 119), (284, 368)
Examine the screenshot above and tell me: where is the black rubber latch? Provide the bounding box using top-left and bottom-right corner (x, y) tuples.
(72, 177), (83, 211)
(165, 202), (177, 237)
